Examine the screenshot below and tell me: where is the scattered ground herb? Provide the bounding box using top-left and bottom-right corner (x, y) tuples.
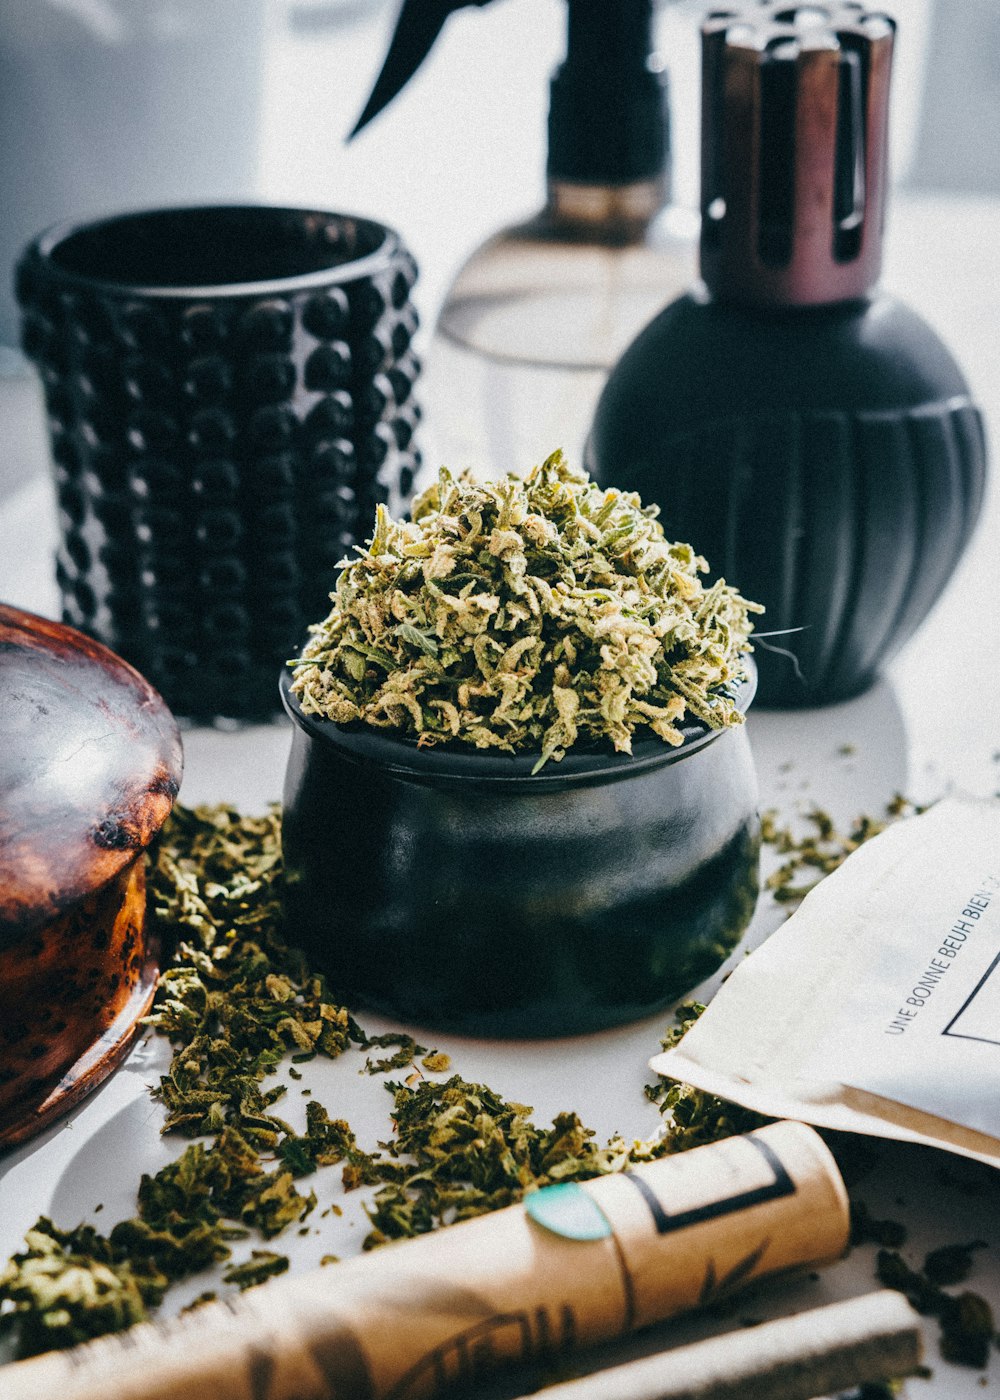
(0, 1220), (152, 1357)
(278, 1101), (379, 1188)
(360, 1075), (645, 1249)
(644, 1004), (767, 1151)
(0, 1123), (317, 1358)
(361, 1033), (426, 1075)
(1, 799), (993, 1386)
(222, 1251), (290, 1292)
(761, 796), (923, 905)
(350, 1069), (686, 1248)
(850, 1201), (908, 1250)
(290, 453), (761, 770)
(180, 1291), (217, 1313)
(144, 805), (366, 1146)
(1, 808), (328, 1356)
(876, 1249), (996, 1368)
(924, 1241), (989, 1288)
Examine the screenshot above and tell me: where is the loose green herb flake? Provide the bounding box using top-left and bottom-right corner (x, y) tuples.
(924, 1241), (989, 1288)
(361, 1074), (636, 1250)
(761, 796), (923, 906)
(644, 1003), (768, 1151)
(0, 1220), (153, 1358)
(3, 800), (991, 1382)
(145, 805), (364, 1146)
(0, 1114), (322, 1360)
(0, 808), (333, 1357)
(361, 1033), (426, 1075)
(290, 453), (762, 768)
(180, 1290), (218, 1313)
(222, 1251), (290, 1292)
(876, 1249), (996, 1369)
(278, 1101), (380, 1187)
(850, 1201), (908, 1250)
(938, 1294), (997, 1369)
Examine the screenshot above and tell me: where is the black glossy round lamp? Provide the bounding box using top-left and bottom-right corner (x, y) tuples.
(589, 4), (987, 706)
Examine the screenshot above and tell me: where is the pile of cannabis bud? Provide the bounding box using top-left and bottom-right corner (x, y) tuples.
(290, 452), (762, 768)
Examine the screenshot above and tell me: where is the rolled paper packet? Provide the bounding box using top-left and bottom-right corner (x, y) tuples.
(504, 1290), (923, 1400)
(3, 1122), (849, 1400)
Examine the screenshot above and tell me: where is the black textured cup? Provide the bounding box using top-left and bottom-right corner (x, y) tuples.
(15, 206), (422, 720)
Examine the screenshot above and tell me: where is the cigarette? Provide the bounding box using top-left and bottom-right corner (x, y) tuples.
(505, 1291), (922, 1400)
(3, 1121), (850, 1400)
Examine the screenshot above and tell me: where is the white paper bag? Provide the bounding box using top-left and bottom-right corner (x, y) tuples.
(651, 796), (1000, 1168)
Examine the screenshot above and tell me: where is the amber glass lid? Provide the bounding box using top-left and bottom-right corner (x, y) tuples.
(0, 605), (183, 946)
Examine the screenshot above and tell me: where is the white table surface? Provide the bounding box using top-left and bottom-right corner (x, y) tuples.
(2, 82), (1000, 1393)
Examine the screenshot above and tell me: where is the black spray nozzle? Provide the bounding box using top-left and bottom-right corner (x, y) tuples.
(548, 0), (667, 184)
(350, 0), (668, 188)
(350, 0), (499, 139)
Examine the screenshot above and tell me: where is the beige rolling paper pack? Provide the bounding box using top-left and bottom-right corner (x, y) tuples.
(3, 1122), (848, 1400)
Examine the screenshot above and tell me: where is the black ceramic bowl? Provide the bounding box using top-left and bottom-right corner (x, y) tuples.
(279, 667), (759, 1038)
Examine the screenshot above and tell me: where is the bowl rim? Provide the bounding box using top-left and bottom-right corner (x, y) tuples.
(22, 204), (403, 302)
(278, 660), (756, 786)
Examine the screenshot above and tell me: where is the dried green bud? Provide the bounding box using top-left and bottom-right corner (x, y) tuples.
(762, 797), (925, 907)
(291, 452), (762, 768)
(361, 1075), (633, 1249)
(875, 1248), (996, 1369)
(645, 1003), (768, 1152)
(924, 1240), (988, 1287)
(0, 1220), (154, 1358)
(221, 1251), (290, 1292)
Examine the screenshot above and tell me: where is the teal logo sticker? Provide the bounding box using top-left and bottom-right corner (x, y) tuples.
(525, 1182), (613, 1241)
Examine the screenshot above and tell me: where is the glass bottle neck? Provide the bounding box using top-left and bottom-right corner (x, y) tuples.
(544, 177), (668, 241)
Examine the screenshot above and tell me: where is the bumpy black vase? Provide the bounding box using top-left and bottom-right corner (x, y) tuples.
(16, 206), (421, 721)
(588, 5), (987, 707)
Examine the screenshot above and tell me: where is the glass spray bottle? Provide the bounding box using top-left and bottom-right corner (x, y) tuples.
(352, 0), (698, 477)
